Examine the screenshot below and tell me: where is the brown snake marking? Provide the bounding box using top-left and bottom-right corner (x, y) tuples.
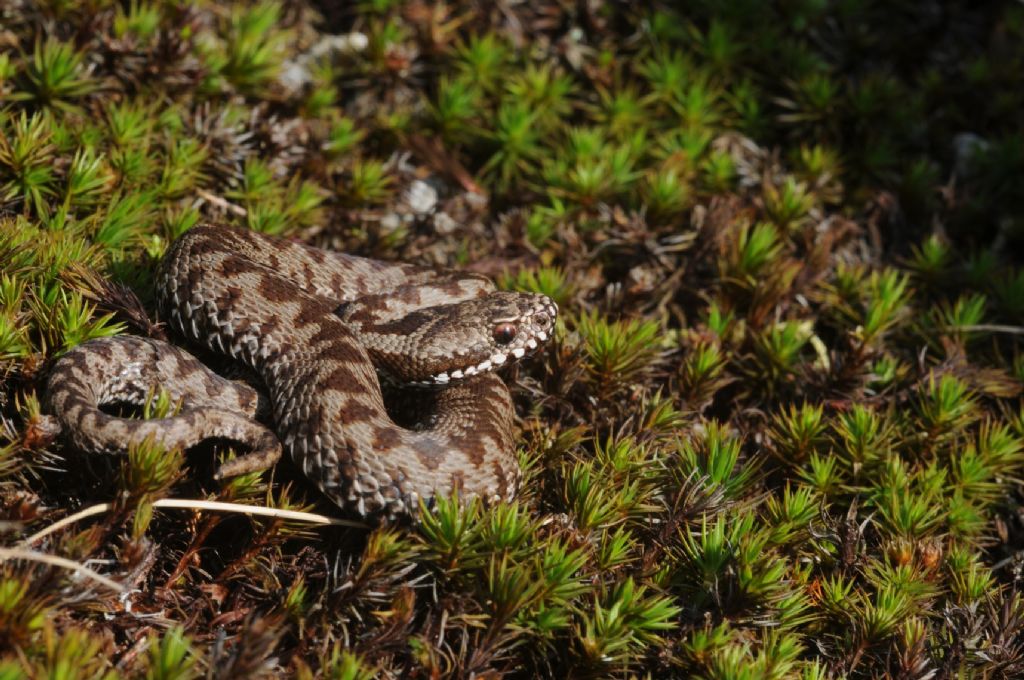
(45, 224), (557, 519)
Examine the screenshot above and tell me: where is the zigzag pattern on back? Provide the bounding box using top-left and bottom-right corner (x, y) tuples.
(45, 225), (557, 519)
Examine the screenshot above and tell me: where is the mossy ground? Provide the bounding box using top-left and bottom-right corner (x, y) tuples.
(2, 1), (1024, 677)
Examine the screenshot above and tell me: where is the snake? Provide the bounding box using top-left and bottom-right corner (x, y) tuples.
(44, 225), (557, 520)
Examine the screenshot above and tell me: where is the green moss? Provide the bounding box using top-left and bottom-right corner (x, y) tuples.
(1, 1), (1023, 677)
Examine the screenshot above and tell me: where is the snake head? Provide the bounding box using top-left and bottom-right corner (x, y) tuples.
(353, 292), (557, 386)
(433, 291), (557, 384)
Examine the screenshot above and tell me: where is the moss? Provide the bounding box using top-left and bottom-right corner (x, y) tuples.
(0, 0), (1023, 677)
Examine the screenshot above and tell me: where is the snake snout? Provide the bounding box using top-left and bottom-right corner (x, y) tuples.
(525, 297), (558, 341)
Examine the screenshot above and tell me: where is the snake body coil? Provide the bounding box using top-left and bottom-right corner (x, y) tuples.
(45, 225), (556, 519)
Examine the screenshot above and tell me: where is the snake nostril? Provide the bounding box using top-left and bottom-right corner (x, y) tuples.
(534, 312), (550, 329)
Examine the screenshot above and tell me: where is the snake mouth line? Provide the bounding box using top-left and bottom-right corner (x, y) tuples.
(428, 331), (549, 384)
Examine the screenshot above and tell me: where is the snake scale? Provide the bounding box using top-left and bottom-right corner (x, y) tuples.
(44, 225), (556, 519)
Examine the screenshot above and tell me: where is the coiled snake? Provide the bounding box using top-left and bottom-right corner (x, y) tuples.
(44, 225), (556, 519)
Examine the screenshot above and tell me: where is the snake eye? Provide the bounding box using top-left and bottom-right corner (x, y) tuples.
(493, 323), (517, 345)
